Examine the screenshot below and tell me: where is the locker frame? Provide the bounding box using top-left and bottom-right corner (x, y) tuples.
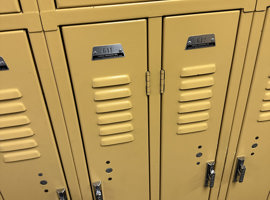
(218, 10), (269, 200)
(0, 5), (85, 200)
(256, 0), (270, 11)
(40, 3), (255, 198)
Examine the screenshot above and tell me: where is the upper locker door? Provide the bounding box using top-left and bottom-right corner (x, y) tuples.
(0, 31), (68, 199)
(0, 0), (20, 14)
(226, 10), (270, 200)
(61, 20), (149, 200)
(161, 11), (239, 200)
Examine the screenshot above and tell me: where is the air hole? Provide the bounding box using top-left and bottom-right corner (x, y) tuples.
(40, 180), (47, 185)
(38, 173), (43, 176)
(44, 189), (49, 193)
(252, 143), (258, 148)
(196, 162), (200, 165)
(106, 161), (110, 164)
(251, 152), (255, 156)
(108, 177), (112, 181)
(255, 136), (259, 140)
(106, 168), (113, 173)
(198, 145), (202, 149)
(196, 152), (203, 157)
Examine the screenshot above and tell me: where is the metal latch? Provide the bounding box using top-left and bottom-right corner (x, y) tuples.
(205, 161), (216, 188)
(56, 188), (68, 200)
(233, 157), (246, 183)
(93, 181), (103, 200)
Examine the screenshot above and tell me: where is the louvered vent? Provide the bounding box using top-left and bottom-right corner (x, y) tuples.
(0, 88), (40, 163)
(177, 64), (216, 134)
(92, 75), (134, 146)
(258, 76), (270, 122)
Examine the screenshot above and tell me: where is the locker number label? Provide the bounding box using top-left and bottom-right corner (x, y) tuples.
(185, 34), (216, 50)
(92, 44), (125, 61)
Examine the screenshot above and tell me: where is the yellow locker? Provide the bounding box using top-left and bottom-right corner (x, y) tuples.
(0, 31), (69, 200)
(61, 19), (149, 200)
(161, 11), (239, 200)
(225, 10), (270, 200)
(0, 0), (20, 14)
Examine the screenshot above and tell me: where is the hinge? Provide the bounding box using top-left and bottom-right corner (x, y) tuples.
(160, 69), (165, 94)
(146, 71), (151, 96)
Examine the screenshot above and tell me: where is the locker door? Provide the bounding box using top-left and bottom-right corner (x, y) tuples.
(161, 11), (239, 200)
(0, 31), (68, 199)
(0, 0), (20, 14)
(61, 20), (149, 200)
(226, 10), (270, 200)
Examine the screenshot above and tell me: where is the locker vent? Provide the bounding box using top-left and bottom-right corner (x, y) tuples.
(93, 75), (134, 146)
(177, 64), (216, 134)
(0, 88), (40, 163)
(258, 76), (270, 122)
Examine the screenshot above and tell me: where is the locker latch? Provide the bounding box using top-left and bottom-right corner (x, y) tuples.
(93, 181), (103, 200)
(56, 188), (68, 200)
(233, 157), (246, 183)
(205, 161), (216, 188)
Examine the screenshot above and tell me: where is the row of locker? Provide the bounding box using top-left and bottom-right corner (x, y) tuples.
(1, 1), (270, 200)
(0, 0), (269, 12)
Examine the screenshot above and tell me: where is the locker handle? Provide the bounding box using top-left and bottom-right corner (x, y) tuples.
(205, 161), (215, 188)
(56, 188), (68, 200)
(233, 157), (246, 183)
(93, 181), (103, 200)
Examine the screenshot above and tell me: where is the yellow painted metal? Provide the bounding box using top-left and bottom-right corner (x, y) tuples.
(225, 9), (270, 200)
(256, 0), (270, 10)
(61, 19), (149, 200)
(0, 30), (69, 199)
(218, 11), (266, 200)
(0, 0), (20, 14)
(161, 11), (239, 200)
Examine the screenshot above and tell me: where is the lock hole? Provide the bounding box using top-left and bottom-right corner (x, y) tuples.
(106, 161), (111, 164)
(106, 168), (113, 173)
(251, 152), (255, 156)
(196, 162), (200, 165)
(44, 189), (49, 193)
(40, 180), (48, 185)
(196, 152), (203, 157)
(198, 145), (202, 149)
(255, 136), (259, 140)
(38, 173), (43, 176)
(108, 177), (112, 181)
(252, 143), (258, 148)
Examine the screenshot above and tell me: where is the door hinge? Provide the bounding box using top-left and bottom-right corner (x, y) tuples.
(146, 71), (151, 96)
(56, 188), (68, 200)
(160, 69), (165, 94)
(93, 181), (103, 200)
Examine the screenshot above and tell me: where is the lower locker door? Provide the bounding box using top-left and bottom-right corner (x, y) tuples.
(226, 10), (270, 200)
(61, 20), (149, 200)
(161, 11), (240, 200)
(0, 31), (68, 199)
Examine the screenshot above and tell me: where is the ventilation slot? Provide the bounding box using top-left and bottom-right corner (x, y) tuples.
(258, 77), (270, 122)
(177, 64), (215, 134)
(0, 88), (40, 162)
(92, 75), (135, 146)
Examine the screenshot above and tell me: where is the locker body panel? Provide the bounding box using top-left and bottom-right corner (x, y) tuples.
(0, 31), (68, 200)
(226, 10), (270, 200)
(161, 11), (239, 200)
(55, 0), (153, 8)
(61, 19), (149, 200)
(0, 0), (20, 14)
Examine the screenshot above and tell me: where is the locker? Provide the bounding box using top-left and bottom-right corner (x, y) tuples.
(61, 20), (149, 200)
(0, 0), (20, 14)
(0, 31), (69, 200)
(55, 0), (153, 9)
(225, 9), (270, 200)
(161, 11), (240, 200)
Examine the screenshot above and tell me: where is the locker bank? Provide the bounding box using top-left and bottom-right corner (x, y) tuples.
(0, 0), (269, 199)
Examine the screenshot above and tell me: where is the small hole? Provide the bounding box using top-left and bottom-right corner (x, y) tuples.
(196, 152), (203, 157)
(255, 136), (259, 140)
(196, 162), (200, 165)
(252, 143), (258, 148)
(40, 180), (47, 185)
(106, 161), (110, 164)
(44, 189), (49, 193)
(251, 152), (255, 156)
(198, 145), (202, 149)
(106, 168), (113, 173)
(38, 173), (43, 176)
(108, 177), (112, 181)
